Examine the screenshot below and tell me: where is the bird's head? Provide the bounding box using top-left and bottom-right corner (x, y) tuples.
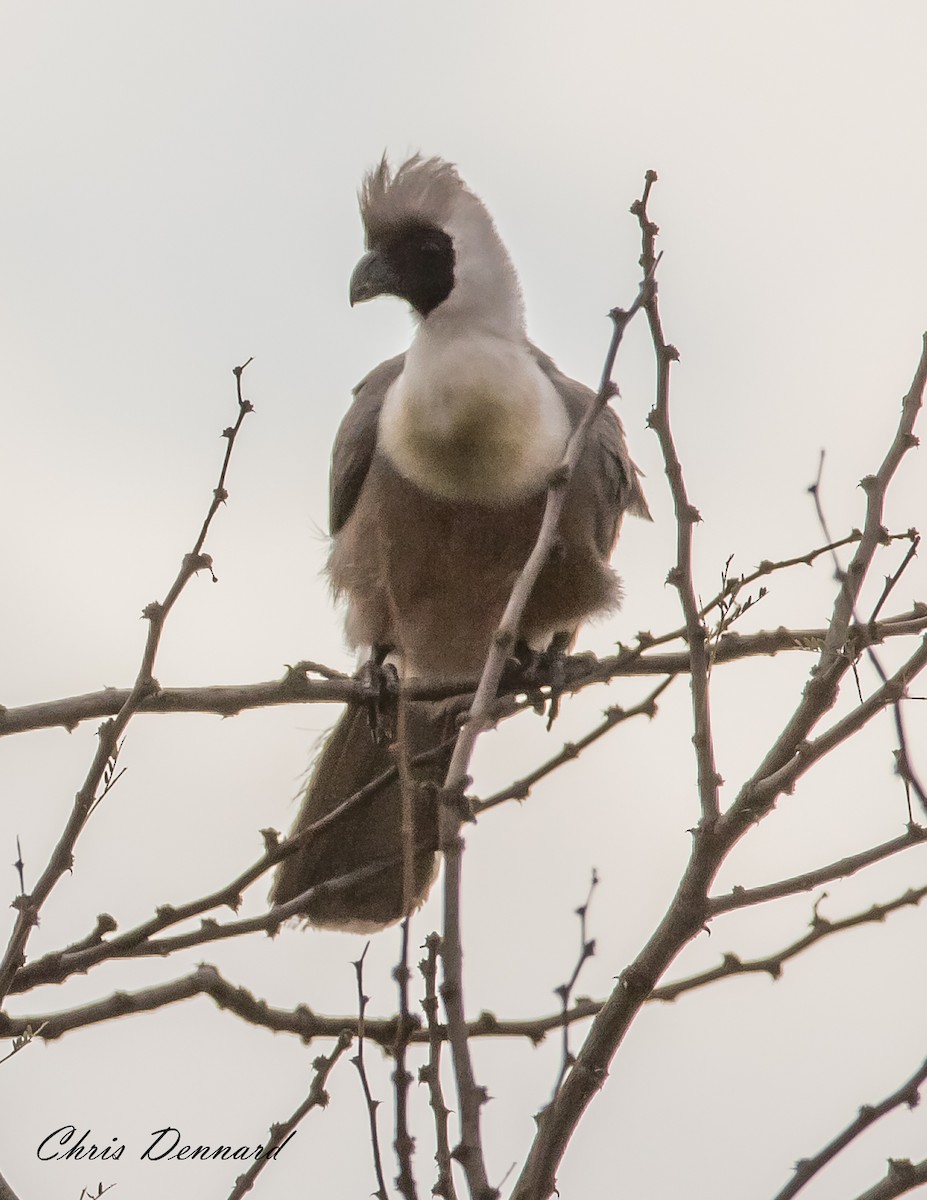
(350, 154), (525, 337)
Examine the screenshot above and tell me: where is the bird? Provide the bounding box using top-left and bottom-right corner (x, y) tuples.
(270, 154), (650, 931)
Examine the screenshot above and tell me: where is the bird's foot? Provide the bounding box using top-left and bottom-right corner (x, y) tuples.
(506, 633), (573, 729)
(357, 648), (400, 745)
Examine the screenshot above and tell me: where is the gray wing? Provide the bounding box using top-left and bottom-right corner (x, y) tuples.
(330, 353), (405, 535)
(531, 344), (651, 555)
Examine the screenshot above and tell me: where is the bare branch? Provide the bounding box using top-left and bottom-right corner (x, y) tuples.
(5, 878), (923, 1051)
(0, 964), (386, 1045)
(438, 826), (494, 1200)
(392, 919), (419, 1200)
(548, 871), (599, 1101)
(0, 360), (255, 1005)
(353, 943), (389, 1200)
(474, 677), (675, 814)
(730, 333), (927, 835)
(770, 1053), (927, 1200)
(511, 186), (927, 1199)
(2, 609), (924, 740)
(419, 934), (458, 1200)
(849, 1159), (927, 1200)
(708, 823), (927, 915)
(810, 452), (927, 818)
(637, 175), (719, 828)
(655, 884), (927, 1002)
(226, 1027), (352, 1200)
(743, 636), (927, 816)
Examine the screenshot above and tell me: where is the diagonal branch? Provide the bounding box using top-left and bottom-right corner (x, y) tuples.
(729, 333), (927, 832)
(419, 934), (458, 1200)
(770, 1052), (927, 1200)
(655, 883), (927, 1002)
(636, 172), (720, 828)
(0, 361), (255, 1006)
(474, 676), (676, 813)
(708, 823), (927, 915)
(226, 1027), (352, 1200)
(849, 1158), (927, 1200)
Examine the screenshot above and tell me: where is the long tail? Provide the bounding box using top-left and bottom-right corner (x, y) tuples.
(270, 700), (456, 931)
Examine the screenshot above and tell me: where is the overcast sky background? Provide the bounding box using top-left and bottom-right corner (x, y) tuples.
(2, 4), (926, 1199)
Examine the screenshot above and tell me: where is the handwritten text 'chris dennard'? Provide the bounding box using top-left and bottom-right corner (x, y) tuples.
(37, 1125), (297, 1162)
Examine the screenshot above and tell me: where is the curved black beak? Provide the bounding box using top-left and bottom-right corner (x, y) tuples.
(349, 250), (399, 306)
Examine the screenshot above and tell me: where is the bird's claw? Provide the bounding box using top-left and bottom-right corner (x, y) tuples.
(358, 652), (400, 745)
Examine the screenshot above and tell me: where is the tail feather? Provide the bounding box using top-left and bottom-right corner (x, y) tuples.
(270, 701), (456, 931)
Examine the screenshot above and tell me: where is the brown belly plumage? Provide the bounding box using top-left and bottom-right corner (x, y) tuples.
(329, 453), (617, 677)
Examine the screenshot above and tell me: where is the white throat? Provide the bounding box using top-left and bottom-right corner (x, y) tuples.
(378, 329), (570, 505)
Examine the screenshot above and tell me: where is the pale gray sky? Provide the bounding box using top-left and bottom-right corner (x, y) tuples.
(1, 4), (926, 1198)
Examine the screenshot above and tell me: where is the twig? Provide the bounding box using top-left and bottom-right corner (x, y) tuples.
(849, 1158), (927, 1200)
(551, 871), (598, 1098)
(770, 1052), (927, 1200)
(1, 963), (385, 1045)
(0, 359), (255, 1006)
(438, 829), (493, 1199)
(226, 1028), (352, 1200)
(392, 919), (419, 1200)
(9, 853), (434, 993)
(12, 839), (24, 897)
(637, 172), (719, 828)
(809, 452), (926, 818)
(743, 635), (927, 814)
(474, 677), (675, 813)
(0, 1020), (47, 1065)
(353, 943), (389, 1200)
(870, 534), (921, 627)
(654, 883), (927, 1002)
(419, 934), (458, 1200)
(708, 823), (927, 914)
(604, 530), (913, 663)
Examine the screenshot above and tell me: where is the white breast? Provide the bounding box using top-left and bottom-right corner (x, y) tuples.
(378, 333), (570, 505)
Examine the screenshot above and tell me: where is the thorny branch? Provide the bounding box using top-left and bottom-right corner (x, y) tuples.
(708, 823), (927, 915)
(353, 943), (389, 1200)
(510, 178), (927, 1200)
(809, 453), (927, 816)
(770, 1051), (927, 1200)
(225, 1028), (352, 1200)
(392, 919), (419, 1200)
(420, 934), (458, 1200)
(551, 871), (598, 1099)
(849, 1158), (927, 1200)
(6, 873), (925, 1052)
(636, 170), (720, 828)
(2, 604), (923, 739)
(0, 360), (255, 1006)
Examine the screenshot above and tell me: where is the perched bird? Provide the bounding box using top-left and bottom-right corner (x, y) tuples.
(271, 155), (649, 930)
